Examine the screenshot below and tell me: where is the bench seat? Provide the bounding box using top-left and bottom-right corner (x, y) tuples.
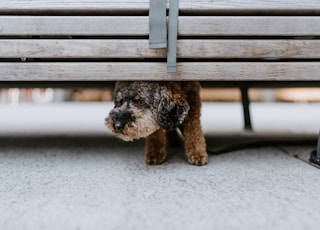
(0, 0), (320, 81)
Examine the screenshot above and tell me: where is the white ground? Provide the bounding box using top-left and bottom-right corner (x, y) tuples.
(1, 102), (320, 230)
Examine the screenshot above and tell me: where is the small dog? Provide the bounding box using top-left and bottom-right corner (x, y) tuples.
(105, 81), (208, 166)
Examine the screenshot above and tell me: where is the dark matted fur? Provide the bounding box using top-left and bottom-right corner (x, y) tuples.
(105, 81), (208, 166)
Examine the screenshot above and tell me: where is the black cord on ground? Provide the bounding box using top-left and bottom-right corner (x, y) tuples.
(207, 141), (320, 169)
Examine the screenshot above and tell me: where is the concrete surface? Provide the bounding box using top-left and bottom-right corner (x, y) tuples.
(1, 102), (320, 230)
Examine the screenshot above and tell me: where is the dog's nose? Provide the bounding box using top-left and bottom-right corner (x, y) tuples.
(113, 121), (124, 132)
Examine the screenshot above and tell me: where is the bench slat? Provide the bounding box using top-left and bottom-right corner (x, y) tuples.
(1, 16), (320, 36)
(1, 39), (320, 59)
(1, 0), (319, 15)
(0, 16), (147, 36)
(1, 62), (319, 81)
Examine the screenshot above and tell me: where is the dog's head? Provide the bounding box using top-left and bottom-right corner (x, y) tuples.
(105, 81), (189, 141)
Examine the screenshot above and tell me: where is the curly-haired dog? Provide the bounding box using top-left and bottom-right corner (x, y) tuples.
(105, 81), (208, 166)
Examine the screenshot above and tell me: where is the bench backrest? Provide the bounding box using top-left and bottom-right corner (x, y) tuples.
(0, 0), (320, 81)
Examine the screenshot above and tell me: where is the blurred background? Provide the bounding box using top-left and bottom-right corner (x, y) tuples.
(1, 87), (320, 137)
(1, 87), (320, 104)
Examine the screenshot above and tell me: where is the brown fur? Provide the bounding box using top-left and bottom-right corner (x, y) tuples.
(105, 81), (208, 166)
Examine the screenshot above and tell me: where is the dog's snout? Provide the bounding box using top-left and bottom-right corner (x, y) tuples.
(111, 110), (135, 133)
(113, 121), (124, 132)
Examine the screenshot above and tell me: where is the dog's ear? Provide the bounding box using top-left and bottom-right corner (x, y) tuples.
(157, 95), (190, 130)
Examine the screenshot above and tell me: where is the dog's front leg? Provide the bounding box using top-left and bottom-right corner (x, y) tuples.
(183, 92), (208, 166)
(145, 129), (167, 165)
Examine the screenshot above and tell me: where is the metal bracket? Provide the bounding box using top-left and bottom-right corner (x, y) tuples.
(167, 0), (179, 73)
(149, 0), (167, 49)
(149, 0), (179, 73)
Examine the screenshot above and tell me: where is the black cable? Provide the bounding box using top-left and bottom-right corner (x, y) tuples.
(207, 141), (320, 169)
(206, 141), (265, 155)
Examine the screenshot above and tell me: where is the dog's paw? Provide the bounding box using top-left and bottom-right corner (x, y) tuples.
(145, 152), (167, 165)
(187, 153), (208, 166)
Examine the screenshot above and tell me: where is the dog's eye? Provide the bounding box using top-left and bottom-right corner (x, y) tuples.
(116, 99), (124, 106)
(133, 99), (146, 106)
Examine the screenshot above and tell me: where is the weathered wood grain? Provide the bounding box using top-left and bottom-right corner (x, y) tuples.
(179, 17), (320, 36)
(0, 16), (148, 36)
(1, 62), (319, 81)
(1, 1), (319, 83)
(1, 16), (320, 36)
(0, 0), (319, 15)
(1, 39), (320, 59)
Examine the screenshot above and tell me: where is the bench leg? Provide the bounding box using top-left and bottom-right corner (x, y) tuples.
(240, 86), (253, 131)
(310, 130), (320, 167)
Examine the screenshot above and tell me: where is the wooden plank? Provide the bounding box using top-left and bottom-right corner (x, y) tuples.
(1, 39), (320, 59)
(177, 40), (320, 59)
(1, 16), (320, 36)
(0, 40), (164, 58)
(0, 62), (319, 81)
(180, 17), (320, 36)
(1, 0), (319, 15)
(0, 16), (148, 36)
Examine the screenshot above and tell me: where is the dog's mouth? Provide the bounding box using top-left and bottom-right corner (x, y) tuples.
(104, 117), (136, 141)
(105, 107), (160, 142)
(105, 109), (135, 131)
(111, 120), (134, 133)
(105, 117), (160, 142)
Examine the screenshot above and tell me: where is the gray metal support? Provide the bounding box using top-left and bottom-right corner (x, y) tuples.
(149, 0), (167, 49)
(240, 86), (253, 131)
(167, 0), (179, 73)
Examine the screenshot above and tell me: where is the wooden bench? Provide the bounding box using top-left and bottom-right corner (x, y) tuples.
(1, 0), (320, 83)
(2, 0), (320, 165)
